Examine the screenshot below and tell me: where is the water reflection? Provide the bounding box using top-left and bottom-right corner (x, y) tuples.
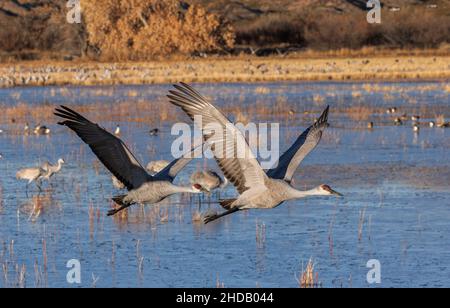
(18, 192), (59, 222)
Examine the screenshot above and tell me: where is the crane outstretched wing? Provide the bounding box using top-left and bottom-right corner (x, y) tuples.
(154, 144), (203, 182)
(54, 106), (152, 190)
(266, 106), (329, 183)
(167, 82), (268, 195)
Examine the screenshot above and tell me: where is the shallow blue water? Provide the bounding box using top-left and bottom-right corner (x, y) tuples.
(0, 81), (449, 288)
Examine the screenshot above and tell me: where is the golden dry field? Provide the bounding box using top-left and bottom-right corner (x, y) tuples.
(1, 52), (449, 88)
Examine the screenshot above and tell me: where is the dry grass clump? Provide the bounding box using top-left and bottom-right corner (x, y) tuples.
(436, 115), (446, 126)
(80, 0), (235, 60)
(0, 99), (176, 127)
(313, 94), (325, 103)
(346, 106), (372, 121)
(234, 109), (249, 125)
(3, 103), (55, 124)
(254, 86), (270, 95)
(297, 258), (320, 288)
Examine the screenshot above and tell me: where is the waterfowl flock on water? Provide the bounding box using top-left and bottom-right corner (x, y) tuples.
(368, 106), (450, 133)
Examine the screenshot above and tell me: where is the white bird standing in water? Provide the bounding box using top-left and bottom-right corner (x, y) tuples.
(41, 158), (65, 181)
(16, 166), (46, 192)
(54, 106), (203, 216)
(168, 83), (342, 224)
(114, 125), (121, 136)
(24, 123), (30, 135)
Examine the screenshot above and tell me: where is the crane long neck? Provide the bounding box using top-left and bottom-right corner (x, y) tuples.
(288, 186), (323, 199)
(55, 161), (63, 172)
(219, 176), (229, 189)
(173, 185), (200, 194)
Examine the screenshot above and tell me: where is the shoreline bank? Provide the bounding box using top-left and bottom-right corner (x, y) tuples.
(1, 55), (449, 88)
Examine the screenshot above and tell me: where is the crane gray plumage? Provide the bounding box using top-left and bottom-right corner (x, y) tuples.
(111, 175), (126, 190)
(168, 83), (267, 196)
(146, 160), (170, 175)
(266, 106), (329, 183)
(190, 170), (228, 192)
(41, 158), (65, 180)
(54, 106), (151, 191)
(54, 105), (202, 216)
(16, 166), (46, 191)
(168, 83), (341, 224)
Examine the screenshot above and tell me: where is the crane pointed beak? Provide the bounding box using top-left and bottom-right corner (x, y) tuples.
(331, 189), (343, 197)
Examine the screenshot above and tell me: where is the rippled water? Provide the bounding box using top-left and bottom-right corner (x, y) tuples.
(0, 81), (449, 287)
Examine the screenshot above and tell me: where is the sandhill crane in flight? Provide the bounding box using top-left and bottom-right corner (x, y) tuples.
(168, 83), (342, 224)
(54, 106), (203, 216)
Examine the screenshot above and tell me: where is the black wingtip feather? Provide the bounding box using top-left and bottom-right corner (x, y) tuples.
(317, 105), (329, 125)
(54, 105), (91, 124)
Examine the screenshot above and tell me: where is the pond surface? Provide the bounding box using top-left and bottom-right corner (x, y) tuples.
(0, 81), (449, 287)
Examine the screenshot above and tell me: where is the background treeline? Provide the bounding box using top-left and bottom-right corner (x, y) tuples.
(0, 0), (449, 61)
